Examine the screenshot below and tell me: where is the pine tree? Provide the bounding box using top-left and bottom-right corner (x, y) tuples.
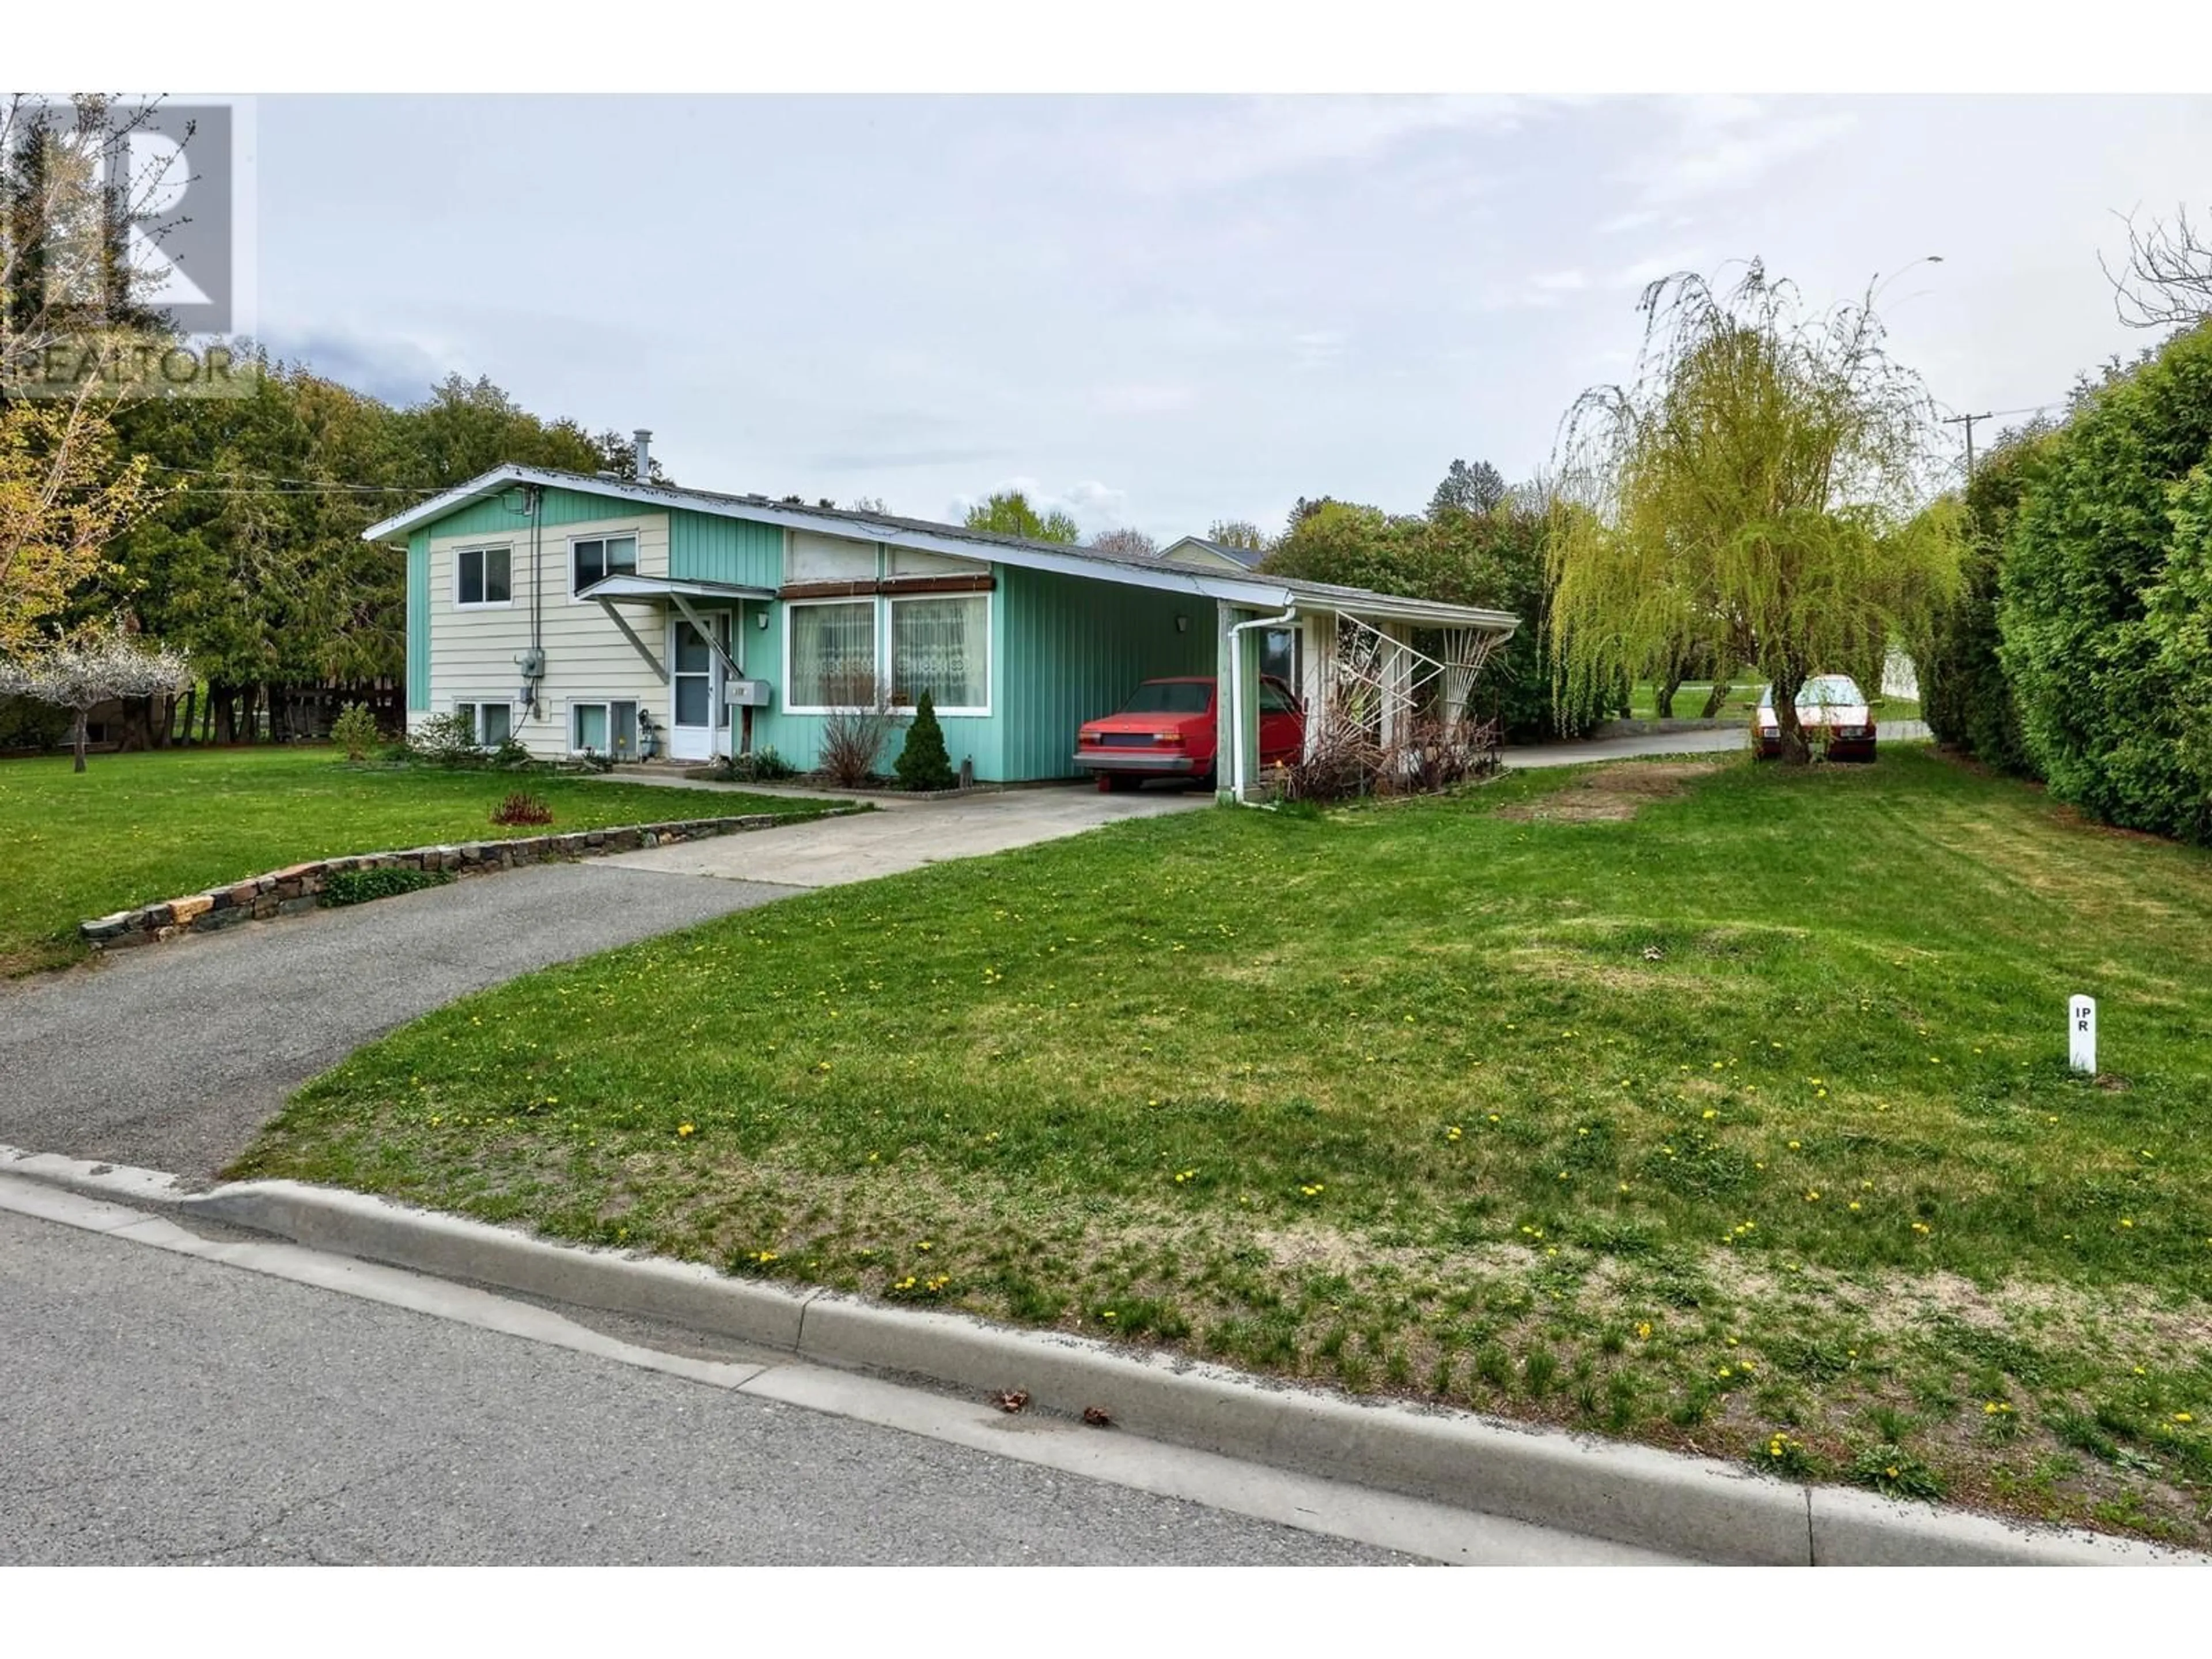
(895, 690), (956, 791)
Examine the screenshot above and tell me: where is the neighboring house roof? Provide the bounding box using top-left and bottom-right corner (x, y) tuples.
(1158, 535), (1270, 571)
(363, 465), (1517, 636)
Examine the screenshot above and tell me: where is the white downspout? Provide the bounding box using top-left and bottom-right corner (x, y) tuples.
(1225, 605), (1297, 806)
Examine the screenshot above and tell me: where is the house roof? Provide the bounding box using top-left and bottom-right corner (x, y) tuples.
(1160, 535), (1270, 571)
(363, 465), (1518, 636)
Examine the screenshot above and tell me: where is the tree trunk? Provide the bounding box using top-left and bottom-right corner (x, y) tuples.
(72, 707), (88, 773)
(1772, 664), (1811, 765)
(1654, 676), (1680, 720)
(1700, 680), (1732, 720)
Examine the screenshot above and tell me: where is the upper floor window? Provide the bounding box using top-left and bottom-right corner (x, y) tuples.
(572, 534), (638, 594)
(455, 546), (512, 608)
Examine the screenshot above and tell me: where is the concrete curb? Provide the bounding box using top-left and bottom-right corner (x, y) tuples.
(58, 1168), (2172, 1568)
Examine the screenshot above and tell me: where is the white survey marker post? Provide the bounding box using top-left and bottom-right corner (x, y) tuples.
(2069, 995), (2097, 1074)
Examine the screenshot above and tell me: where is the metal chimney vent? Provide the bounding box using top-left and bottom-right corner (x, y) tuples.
(632, 429), (653, 482)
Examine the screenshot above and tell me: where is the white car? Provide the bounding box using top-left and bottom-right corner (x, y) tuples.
(1752, 674), (1876, 761)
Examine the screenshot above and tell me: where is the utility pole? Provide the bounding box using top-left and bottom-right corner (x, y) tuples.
(1944, 411), (1994, 483)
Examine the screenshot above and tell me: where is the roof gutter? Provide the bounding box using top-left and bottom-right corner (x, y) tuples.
(1224, 605), (1298, 808)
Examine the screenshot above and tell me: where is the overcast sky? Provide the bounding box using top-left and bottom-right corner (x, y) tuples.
(255, 94), (2212, 540)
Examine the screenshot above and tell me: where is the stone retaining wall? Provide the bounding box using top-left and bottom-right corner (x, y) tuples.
(78, 810), (846, 950)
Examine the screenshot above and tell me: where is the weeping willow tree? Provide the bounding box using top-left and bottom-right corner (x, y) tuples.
(1548, 262), (1963, 762)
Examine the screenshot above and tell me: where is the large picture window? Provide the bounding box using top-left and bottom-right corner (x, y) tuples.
(890, 594), (988, 713)
(787, 601), (877, 709)
(571, 534), (638, 594)
(454, 546), (512, 608)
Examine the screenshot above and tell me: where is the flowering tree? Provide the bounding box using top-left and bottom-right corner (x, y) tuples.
(0, 630), (191, 771)
(1, 97), (177, 650)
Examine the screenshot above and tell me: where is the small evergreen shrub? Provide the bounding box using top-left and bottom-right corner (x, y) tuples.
(895, 690), (957, 791)
(321, 865), (455, 907)
(329, 701), (380, 762)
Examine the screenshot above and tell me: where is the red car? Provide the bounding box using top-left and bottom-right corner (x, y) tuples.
(1074, 676), (1304, 791)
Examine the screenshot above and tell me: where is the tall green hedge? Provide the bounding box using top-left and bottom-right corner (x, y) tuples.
(1919, 431), (2045, 777)
(1998, 321), (2212, 843)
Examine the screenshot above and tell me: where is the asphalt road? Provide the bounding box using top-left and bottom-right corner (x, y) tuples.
(0, 1203), (1410, 1566)
(0, 862), (797, 1179)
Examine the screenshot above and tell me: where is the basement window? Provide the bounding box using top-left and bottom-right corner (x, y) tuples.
(571, 699), (641, 758)
(451, 700), (512, 748)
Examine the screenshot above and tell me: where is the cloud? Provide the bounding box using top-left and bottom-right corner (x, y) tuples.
(945, 476), (1132, 532)
(1290, 329), (1348, 369)
(1613, 250), (1713, 289)
(809, 444), (1010, 472)
(1090, 382), (1199, 416)
(1099, 95), (1544, 194)
(1626, 97), (1855, 208)
(1474, 268), (1593, 310)
(253, 320), (457, 406)
(1595, 209), (1662, 234)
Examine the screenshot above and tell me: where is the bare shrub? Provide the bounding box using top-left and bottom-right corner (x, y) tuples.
(491, 790), (553, 826)
(1382, 714), (1502, 796)
(816, 672), (900, 788)
(1281, 699), (1499, 804)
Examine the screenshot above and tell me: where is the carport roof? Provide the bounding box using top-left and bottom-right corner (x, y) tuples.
(365, 464), (1518, 636)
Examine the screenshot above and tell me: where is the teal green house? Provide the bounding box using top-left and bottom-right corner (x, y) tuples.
(365, 460), (1518, 797)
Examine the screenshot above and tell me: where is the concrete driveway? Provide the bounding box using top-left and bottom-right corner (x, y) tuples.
(0, 784), (1211, 1178)
(608, 782), (1209, 886)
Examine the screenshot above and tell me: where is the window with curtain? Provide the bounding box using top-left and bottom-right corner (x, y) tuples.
(891, 594), (988, 711)
(789, 601), (877, 707)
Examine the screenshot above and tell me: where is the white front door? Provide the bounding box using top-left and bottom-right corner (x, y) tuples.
(668, 615), (719, 761)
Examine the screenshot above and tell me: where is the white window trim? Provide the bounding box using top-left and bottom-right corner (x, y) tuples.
(781, 596), (882, 717)
(448, 696), (515, 747)
(566, 528), (644, 601)
(886, 590), (992, 718)
(565, 696), (646, 759)
(452, 543), (514, 610)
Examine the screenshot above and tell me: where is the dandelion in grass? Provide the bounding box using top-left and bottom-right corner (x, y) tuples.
(677, 1123), (696, 1138)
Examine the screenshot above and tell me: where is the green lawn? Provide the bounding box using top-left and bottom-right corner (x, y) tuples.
(0, 747), (839, 973)
(236, 749), (2212, 1543)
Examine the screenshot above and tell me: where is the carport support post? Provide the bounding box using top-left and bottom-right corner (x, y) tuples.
(1214, 600), (1263, 804)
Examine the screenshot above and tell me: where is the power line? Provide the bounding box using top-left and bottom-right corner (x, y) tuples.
(142, 463), (437, 495)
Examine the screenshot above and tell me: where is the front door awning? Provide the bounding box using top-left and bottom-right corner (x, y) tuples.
(579, 573), (769, 682)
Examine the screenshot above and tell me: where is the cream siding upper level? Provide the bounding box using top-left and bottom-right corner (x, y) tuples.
(423, 510), (675, 750)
